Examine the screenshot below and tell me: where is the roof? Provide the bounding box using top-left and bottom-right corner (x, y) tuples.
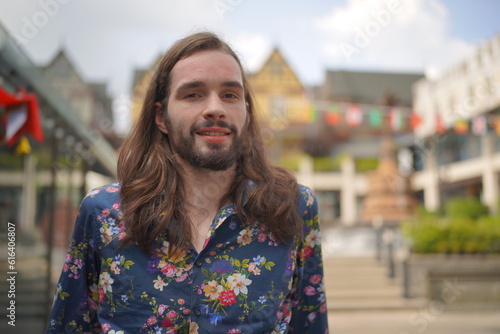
(320, 70), (424, 106)
(249, 48), (304, 89)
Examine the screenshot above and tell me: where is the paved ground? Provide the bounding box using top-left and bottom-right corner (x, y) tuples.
(328, 310), (500, 334)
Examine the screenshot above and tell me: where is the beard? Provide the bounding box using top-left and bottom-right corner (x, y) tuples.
(165, 118), (245, 171)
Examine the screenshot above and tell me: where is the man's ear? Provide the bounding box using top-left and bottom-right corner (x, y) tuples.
(154, 102), (168, 134)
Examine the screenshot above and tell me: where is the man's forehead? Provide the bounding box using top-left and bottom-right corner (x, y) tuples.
(170, 50), (243, 85)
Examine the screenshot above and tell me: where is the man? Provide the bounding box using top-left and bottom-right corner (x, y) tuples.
(46, 32), (328, 334)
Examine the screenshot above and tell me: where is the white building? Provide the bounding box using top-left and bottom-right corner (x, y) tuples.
(412, 34), (500, 214)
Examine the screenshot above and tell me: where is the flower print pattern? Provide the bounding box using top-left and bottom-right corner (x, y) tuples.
(46, 183), (328, 333)
(203, 280), (223, 300)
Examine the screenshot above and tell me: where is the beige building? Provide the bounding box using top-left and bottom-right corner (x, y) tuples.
(247, 48), (311, 124)
(247, 48), (312, 162)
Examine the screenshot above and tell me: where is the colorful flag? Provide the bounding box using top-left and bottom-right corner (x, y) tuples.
(346, 104), (363, 127)
(494, 116), (500, 136)
(410, 112), (422, 130)
(368, 108), (382, 128)
(309, 103), (318, 123)
(454, 120), (469, 135)
(389, 108), (404, 131)
(436, 114), (446, 134)
(472, 115), (487, 136)
(325, 104), (341, 125)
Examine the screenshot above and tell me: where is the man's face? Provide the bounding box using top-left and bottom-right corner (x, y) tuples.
(157, 50), (249, 171)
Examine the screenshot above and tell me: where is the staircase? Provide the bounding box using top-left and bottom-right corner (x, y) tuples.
(324, 255), (427, 311)
(0, 245), (50, 334)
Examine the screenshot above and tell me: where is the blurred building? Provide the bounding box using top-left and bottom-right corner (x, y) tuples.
(130, 54), (162, 125)
(412, 34), (500, 214)
(42, 50), (122, 150)
(0, 22), (120, 329)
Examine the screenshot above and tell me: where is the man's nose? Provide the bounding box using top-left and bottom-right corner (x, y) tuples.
(202, 93), (227, 120)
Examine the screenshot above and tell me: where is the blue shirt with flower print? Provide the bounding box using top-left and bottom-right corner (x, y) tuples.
(45, 183), (329, 334)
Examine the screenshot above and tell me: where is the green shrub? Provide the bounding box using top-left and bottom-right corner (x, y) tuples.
(312, 156), (341, 172)
(445, 197), (488, 219)
(355, 157), (379, 172)
(277, 156), (301, 172)
(402, 200), (500, 254)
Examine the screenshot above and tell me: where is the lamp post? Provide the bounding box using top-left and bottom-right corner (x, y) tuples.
(45, 125), (63, 318)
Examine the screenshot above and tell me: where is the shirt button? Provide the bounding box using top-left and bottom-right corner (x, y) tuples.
(195, 259), (203, 267)
(194, 308), (201, 316)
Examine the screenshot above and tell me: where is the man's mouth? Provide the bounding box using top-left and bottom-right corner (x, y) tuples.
(195, 127), (232, 143)
(197, 131), (230, 136)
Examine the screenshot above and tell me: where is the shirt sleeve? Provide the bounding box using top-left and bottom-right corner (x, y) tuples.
(45, 196), (101, 334)
(289, 187), (329, 334)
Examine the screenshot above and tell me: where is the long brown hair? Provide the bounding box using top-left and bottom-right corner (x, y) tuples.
(117, 32), (300, 254)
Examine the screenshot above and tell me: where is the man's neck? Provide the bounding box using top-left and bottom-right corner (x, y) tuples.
(179, 161), (236, 252)
(180, 161), (236, 215)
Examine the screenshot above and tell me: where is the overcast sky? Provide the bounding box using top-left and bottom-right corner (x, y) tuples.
(1, 0), (499, 131)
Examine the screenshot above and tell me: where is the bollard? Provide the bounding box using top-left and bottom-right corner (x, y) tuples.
(402, 258), (410, 298)
(372, 216), (384, 262)
(383, 228), (396, 279)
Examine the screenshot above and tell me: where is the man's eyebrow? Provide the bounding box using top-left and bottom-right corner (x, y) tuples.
(221, 81), (244, 90)
(175, 81), (205, 92)
(174, 80), (244, 93)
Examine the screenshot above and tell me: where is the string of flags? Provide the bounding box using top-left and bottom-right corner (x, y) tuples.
(310, 101), (500, 136)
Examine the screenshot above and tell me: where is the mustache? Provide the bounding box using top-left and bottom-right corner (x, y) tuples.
(190, 120), (237, 134)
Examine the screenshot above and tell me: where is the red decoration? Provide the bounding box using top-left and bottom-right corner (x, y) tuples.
(0, 86), (44, 146)
(410, 113), (422, 130)
(436, 114), (446, 134)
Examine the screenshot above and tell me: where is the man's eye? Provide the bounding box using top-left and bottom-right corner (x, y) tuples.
(185, 93), (199, 98)
(223, 93), (237, 99)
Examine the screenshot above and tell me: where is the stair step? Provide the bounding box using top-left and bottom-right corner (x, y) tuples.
(322, 255), (428, 311)
(324, 267), (387, 276)
(327, 297), (428, 311)
(325, 278), (398, 289)
(324, 256), (381, 266)
(327, 288), (401, 299)
(0, 319), (47, 333)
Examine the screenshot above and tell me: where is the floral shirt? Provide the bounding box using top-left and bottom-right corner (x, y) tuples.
(46, 183), (328, 334)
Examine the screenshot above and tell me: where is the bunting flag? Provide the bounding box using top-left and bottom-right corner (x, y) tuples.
(436, 114), (447, 134)
(389, 108), (404, 131)
(345, 104), (362, 127)
(325, 104), (341, 125)
(472, 115), (487, 136)
(309, 103), (318, 123)
(299, 98), (500, 136)
(0, 86), (44, 146)
(494, 116), (500, 136)
(454, 120), (469, 135)
(368, 108), (382, 128)
(410, 113), (422, 130)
